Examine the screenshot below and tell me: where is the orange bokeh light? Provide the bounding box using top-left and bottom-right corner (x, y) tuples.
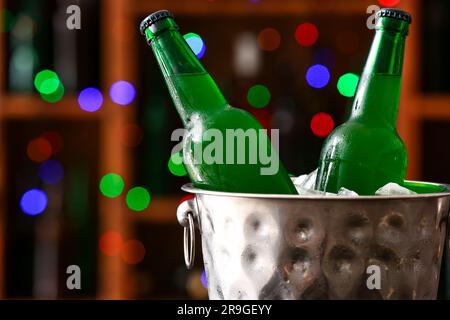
(121, 239), (146, 265)
(99, 231), (124, 257)
(257, 28), (281, 51)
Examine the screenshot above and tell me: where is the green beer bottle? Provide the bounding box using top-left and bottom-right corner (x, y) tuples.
(140, 11), (297, 194)
(315, 8), (411, 195)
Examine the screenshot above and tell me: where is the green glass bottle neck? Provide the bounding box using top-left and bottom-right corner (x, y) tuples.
(350, 24), (407, 128)
(146, 19), (227, 125)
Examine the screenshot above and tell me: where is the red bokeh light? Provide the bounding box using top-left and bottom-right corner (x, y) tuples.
(41, 131), (64, 154)
(310, 112), (335, 138)
(295, 23), (319, 47)
(99, 231), (123, 257)
(27, 137), (53, 162)
(121, 240), (146, 265)
(378, 0), (400, 6)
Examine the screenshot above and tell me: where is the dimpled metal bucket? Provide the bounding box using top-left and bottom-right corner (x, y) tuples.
(177, 181), (450, 300)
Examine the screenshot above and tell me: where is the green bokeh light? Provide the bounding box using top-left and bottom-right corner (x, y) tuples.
(247, 84), (271, 108)
(34, 69), (60, 94)
(40, 78), (60, 95)
(126, 187), (151, 212)
(168, 152), (187, 177)
(40, 82), (65, 103)
(99, 173), (124, 198)
(337, 73), (359, 98)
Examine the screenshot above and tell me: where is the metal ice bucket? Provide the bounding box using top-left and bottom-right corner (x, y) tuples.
(177, 181), (450, 300)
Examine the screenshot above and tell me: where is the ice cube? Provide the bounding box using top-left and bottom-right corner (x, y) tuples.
(295, 186), (327, 196)
(293, 169), (317, 190)
(375, 183), (417, 196)
(292, 174), (308, 187)
(337, 187), (359, 196)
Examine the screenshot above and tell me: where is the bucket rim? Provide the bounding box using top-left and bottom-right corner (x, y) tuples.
(181, 180), (450, 201)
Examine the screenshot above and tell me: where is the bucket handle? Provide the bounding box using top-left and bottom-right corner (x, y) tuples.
(177, 198), (198, 269)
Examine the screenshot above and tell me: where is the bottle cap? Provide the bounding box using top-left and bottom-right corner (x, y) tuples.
(376, 8), (412, 24)
(140, 10), (174, 35)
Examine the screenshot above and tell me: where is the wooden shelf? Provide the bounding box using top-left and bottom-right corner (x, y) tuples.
(421, 96), (450, 119)
(1, 94), (135, 120)
(132, 0), (376, 16)
(1, 95), (101, 119)
(129, 196), (184, 224)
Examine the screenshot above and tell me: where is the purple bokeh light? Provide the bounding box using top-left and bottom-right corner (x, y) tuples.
(78, 87), (103, 112)
(109, 81), (136, 106)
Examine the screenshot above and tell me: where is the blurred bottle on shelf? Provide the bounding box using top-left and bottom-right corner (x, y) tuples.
(7, 0), (41, 92)
(315, 9), (410, 195)
(140, 10), (297, 194)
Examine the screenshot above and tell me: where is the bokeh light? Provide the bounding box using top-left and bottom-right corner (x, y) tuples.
(121, 123), (143, 147)
(295, 22), (319, 47)
(35, 72), (59, 94)
(126, 187), (151, 212)
(310, 112), (335, 138)
(184, 33), (206, 59)
(99, 231), (123, 257)
(247, 84), (271, 108)
(12, 14), (34, 40)
(38, 160), (64, 185)
(40, 82), (64, 103)
(306, 64), (330, 89)
(121, 240), (146, 265)
(41, 131), (63, 154)
(337, 73), (359, 97)
(34, 70), (63, 103)
(109, 80), (136, 106)
(11, 46), (36, 73)
(378, 0), (400, 6)
(78, 87), (103, 112)
(27, 137), (52, 162)
(201, 270), (208, 289)
(257, 27), (281, 51)
(20, 189), (48, 216)
(99, 173), (124, 198)
(168, 152), (187, 177)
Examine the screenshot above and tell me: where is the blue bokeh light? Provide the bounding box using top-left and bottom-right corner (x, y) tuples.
(184, 33), (206, 59)
(38, 159), (64, 185)
(109, 81), (136, 106)
(20, 189), (48, 216)
(78, 87), (103, 112)
(306, 64), (331, 89)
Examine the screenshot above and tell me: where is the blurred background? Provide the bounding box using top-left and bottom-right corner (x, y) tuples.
(0, 0), (449, 299)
